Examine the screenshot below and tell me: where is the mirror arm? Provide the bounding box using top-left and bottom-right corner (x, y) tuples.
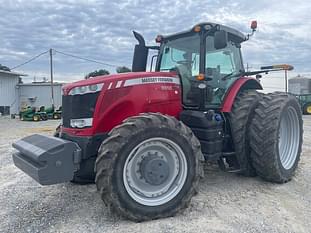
(245, 28), (256, 41)
(147, 46), (160, 50)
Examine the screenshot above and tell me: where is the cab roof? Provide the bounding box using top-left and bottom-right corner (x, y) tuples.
(162, 22), (246, 43)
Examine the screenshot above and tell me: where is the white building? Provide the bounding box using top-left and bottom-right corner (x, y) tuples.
(288, 75), (311, 95)
(0, 70), (26, 115)
(17, 82), (63, 111)
(0, 70), (63, 115)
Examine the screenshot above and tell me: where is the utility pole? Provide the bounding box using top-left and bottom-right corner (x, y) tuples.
(49, 48), (55, 108)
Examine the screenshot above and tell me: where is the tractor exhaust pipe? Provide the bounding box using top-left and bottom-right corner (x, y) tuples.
(132, 31), (149, 72)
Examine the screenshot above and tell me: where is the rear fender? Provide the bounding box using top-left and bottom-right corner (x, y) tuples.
(221, 77), (263, 112)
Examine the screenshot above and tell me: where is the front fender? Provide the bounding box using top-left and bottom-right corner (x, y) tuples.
(221, 77), (263, 112)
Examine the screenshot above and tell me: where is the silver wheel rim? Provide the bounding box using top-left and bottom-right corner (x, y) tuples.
(123, 137), (188, 206)
(278, 106), (300, 170)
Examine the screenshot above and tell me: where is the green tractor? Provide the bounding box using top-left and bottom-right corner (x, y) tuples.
(295, 94), (311, 114)
(42, 106), (62, 119)
(19, 106), (43, 121)
(20, 106), (62, 121)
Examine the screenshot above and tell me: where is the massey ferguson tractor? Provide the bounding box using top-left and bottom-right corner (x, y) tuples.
(12, 22), (303, 221)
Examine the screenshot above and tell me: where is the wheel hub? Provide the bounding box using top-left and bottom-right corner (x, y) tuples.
(279, 106), (300, 169)
(123, 138), (188, 206)
(140, 154), (169, 185)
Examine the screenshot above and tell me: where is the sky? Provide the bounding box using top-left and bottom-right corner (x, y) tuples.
(1, 0), (311, 92)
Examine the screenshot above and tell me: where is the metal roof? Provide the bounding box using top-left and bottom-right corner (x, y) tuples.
(18, 82), (64, 86)
(0, 70), (27, 76)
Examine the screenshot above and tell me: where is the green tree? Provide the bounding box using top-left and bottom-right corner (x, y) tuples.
(85, 69), (110, 79)
(116, 66), (131, 73)
(0, 64), (10, 71)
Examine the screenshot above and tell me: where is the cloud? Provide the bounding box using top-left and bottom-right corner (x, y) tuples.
(0, 0), (310, 84)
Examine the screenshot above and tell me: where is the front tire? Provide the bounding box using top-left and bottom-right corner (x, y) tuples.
(250, 92), (303, 183)
(95, 113), (203, 221)
(33, 115), (40, 121)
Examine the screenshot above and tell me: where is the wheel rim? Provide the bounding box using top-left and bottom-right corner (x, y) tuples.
(278, 106), (300, 170)
(307, 106), (311, 114)
(123, 137), (188, 206)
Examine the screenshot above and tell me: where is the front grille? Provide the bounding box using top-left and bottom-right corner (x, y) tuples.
(62, 92), (100, 128)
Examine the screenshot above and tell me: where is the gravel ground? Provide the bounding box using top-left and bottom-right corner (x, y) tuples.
(1, 116), (311, 233)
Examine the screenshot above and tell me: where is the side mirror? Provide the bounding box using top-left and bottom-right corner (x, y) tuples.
(132, 31), (149, 72)
(214, 30), (228, 50)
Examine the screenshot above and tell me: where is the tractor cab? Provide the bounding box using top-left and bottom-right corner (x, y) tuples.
(132, 22), (252, 109)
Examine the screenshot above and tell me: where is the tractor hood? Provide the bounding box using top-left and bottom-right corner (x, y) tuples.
(62, 72), (178, 95)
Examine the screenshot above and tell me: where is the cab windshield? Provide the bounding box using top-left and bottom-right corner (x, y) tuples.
(158, 33), (243, 107)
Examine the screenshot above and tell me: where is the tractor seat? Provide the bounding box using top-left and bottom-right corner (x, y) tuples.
(205, 67), (227, 89)
(205, 68), (220, 88)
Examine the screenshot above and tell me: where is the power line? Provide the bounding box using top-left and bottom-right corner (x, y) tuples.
(10, 48), (120, 71)
(11, 50), (49, 70)
(53, 49), (118, 68)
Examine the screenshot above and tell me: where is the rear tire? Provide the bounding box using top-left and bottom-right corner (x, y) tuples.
(41, 114), (48, 121)
(53, 113), (61, 119)
(95, 113), (203, 221)
(228, 90), (263, 176)
(250, 92), (303, 183)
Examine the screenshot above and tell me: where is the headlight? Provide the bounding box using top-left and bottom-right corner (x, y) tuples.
(88, 84), (98, 92)
(70, 88), (76, 95)
(79, 86), (87, 93)
(70, 118), (93, 128)
(68, 83), (104, 95)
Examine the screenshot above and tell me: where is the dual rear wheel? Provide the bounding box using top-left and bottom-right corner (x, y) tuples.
(249, 93), (303, 183)
(229, 91), (302, 183)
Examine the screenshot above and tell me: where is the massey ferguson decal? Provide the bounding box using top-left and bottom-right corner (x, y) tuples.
(142, 77), (174, 83)
(124, 76), (180, 87)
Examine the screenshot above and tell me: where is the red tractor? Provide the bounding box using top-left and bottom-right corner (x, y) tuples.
(12, 22), (303, 221)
